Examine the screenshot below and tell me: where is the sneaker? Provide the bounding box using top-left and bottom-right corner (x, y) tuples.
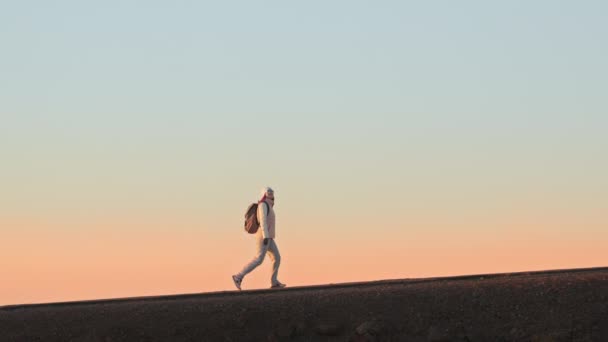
(232, 275), (242, 290)
(270, 282), (286, 289)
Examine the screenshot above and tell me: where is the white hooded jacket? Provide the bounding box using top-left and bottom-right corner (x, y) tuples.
(257, 200), (275, 239)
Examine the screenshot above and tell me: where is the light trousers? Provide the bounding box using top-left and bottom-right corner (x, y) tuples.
(237, 234), (281, 285)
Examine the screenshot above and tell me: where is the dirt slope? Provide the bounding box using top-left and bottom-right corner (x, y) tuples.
(1, 267), (607, 341)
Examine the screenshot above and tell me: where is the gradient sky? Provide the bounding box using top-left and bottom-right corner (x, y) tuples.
(1, 1), (607, 305)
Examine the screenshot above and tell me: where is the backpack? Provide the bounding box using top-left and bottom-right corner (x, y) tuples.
(244, 201), (269, 234)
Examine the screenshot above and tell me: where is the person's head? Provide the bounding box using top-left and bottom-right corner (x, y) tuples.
(260, 187), (275, 205)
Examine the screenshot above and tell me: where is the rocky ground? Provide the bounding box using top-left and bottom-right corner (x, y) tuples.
(1, 267), (607, 341)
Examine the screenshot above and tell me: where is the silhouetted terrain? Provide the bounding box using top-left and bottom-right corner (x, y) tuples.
(1, 267), (607, 341)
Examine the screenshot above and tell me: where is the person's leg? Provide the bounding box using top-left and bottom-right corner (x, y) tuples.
(266, 239), (282, 286)
(235, 236), (268, 281)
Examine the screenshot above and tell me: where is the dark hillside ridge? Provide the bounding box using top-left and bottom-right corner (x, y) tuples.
(1, 266), (607, 341)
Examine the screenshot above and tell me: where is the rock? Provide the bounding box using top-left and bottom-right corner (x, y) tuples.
(235, 315), (247, 329)
(398, 335), (426, 342)
(314, 323), (343, 336)
(594, 321), (608, 341)
(292, 321), (307, 336)
(530, 333), (565, 342)
(276, 325), (294, 338)
(427, 325), (452, 342)
(509, 327), (526, 339)
(276, 321), (306, 339)
(75, 332), (104, 342)
(266, 332), (280, 342)
(356, 320), (388, 336)
(597, 320), (608, 333)
(349, 333), (376, 342)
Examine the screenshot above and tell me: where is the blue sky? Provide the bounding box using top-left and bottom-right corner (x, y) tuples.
(2, 1), (607, 218)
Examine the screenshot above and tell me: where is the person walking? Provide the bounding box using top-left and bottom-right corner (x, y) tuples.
(233, 187), (286, 290)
